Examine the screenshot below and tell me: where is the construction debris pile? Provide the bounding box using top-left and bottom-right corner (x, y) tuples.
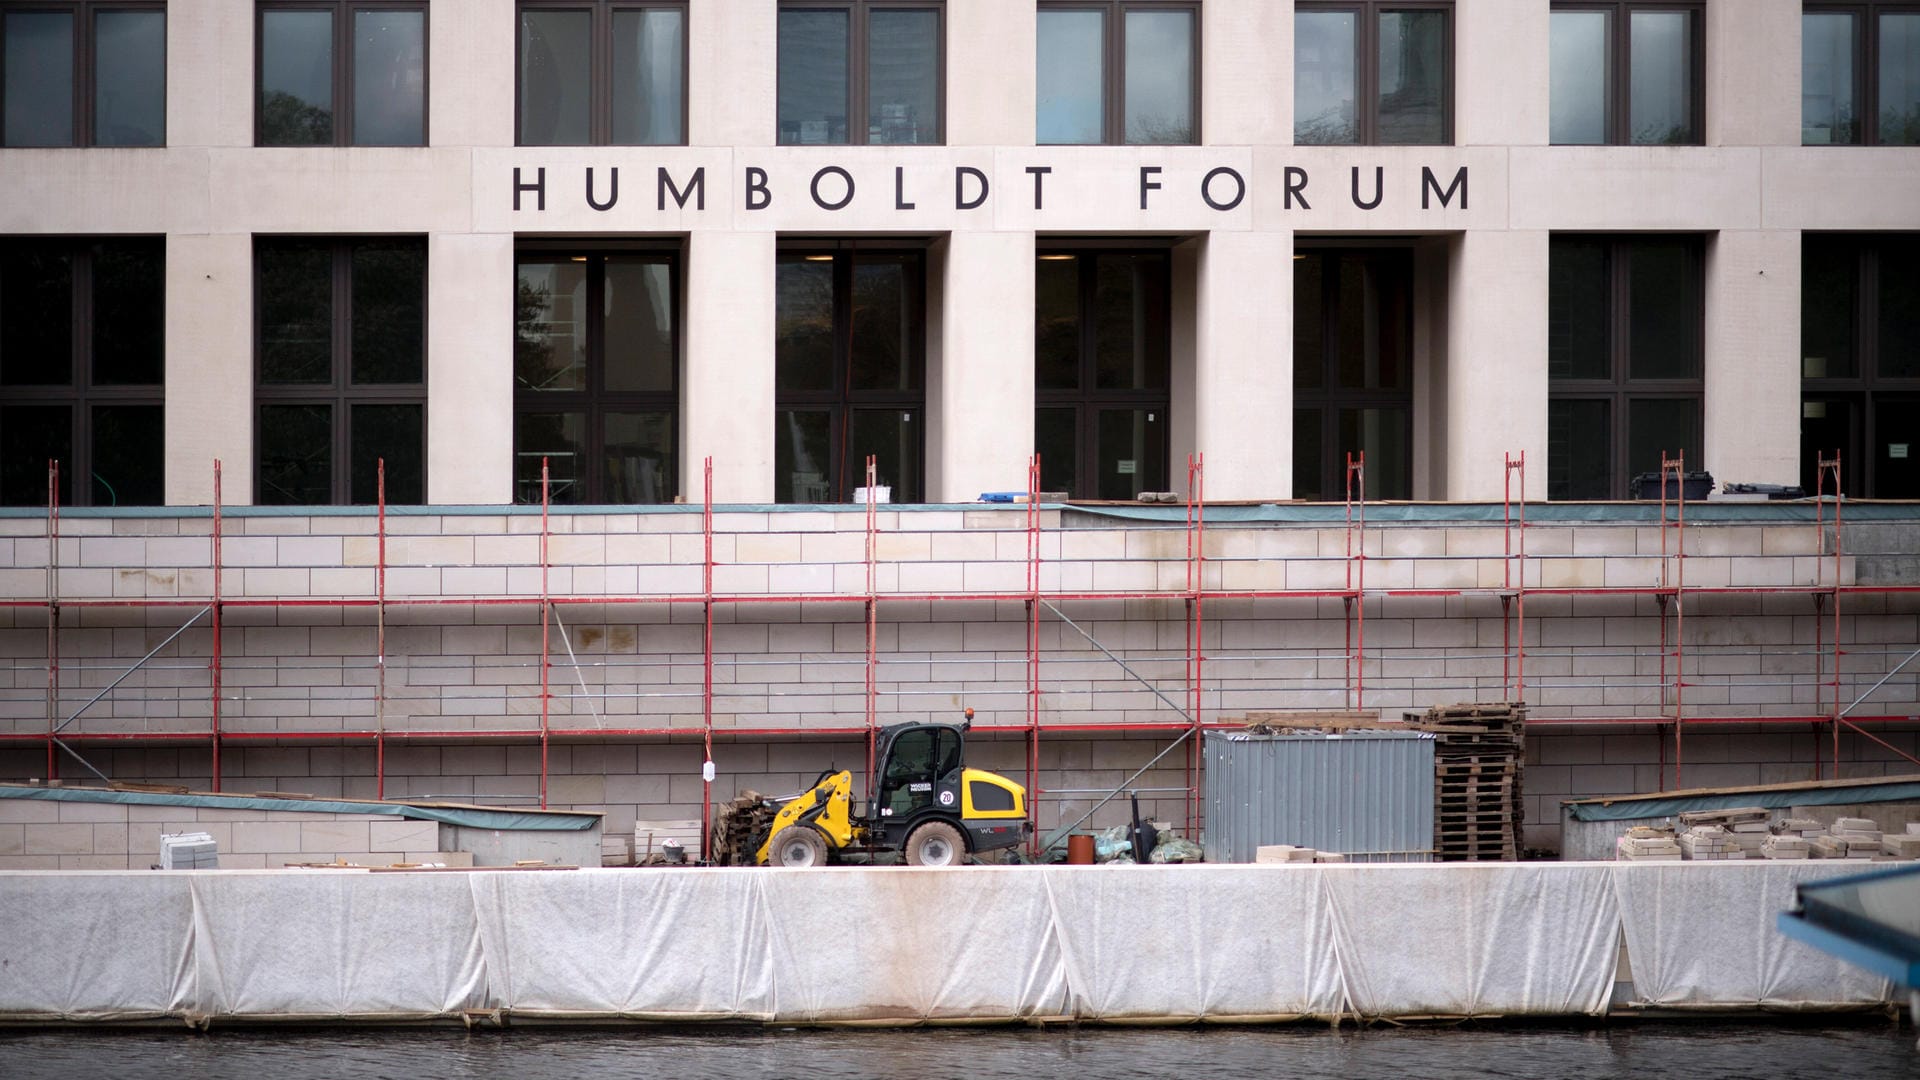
(1423, 703), (1526, 862)
(1616, 808), (1920, 862)
(709, 790), (778, 867)
(1255, 844), (1347, 864)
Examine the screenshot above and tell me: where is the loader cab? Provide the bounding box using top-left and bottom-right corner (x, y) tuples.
(872, 722), (965, 833)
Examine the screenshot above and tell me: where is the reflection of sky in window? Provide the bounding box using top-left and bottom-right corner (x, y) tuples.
(95, 11), (165, 146)
(1037, 10), (1102, 144)
(1628, 12), (1690, 144)
(778, 10), (848, 144)
(1883, 14), (1920, 143)
(614, 9), (683, 145)
(1294, 11), (1355, 144)
(262, 11), (333, 111)
(4, 13), (73, 146)
(1124, 11), (1191, 143)
(1802, 13), (1855, 144)
(1549, 10), (1607, 144)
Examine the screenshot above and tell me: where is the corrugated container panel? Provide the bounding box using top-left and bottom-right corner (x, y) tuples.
(1204, 729), (1435, 863)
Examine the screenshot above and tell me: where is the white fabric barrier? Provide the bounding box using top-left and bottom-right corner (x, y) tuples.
(0, 864), (1895, 1024)
(1610, 862), (1895, 1009)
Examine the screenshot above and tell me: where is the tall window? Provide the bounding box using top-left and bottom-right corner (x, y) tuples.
(519, 1), (686, 145)
(1292, 249), (1413, 501)
(2, 1), (165, 147)
(1036, 1), (1197, 145)
(1802, 235), (1920, 497)
(775, 249), (925, 503)
(1549, 2), (1701, 145)
(1547, 236), (1704, 500)
(778, 1), (941, 145)
(514, 249), (678, 505)
(255, 238), (426, 505)
(257, 1), (427, 146)
(1034, 249), (1170, 499)
(1295, 2), (1451, 145)
(0, 238), (164, 507)
(1805, 3), (1920, 145)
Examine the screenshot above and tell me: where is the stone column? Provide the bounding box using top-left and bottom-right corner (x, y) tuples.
(947, 0), (1035, 146)
(684, 230), (776, 502)
(689, 0), (776, 146)
(1444, 230), (1550, 501)
(1202, 0), (1292, 146)
(1705, 0), (1801, 147)
(1455, 0), (1550, 146)
(1705, 230), (1801, 486)
(427, 232), (515, 504)
(929, 230), (1036, 501)
(165, 234), (253, 504)
(1190, 231), (1294, 501)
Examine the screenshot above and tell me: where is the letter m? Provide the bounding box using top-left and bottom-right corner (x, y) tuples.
(1422, 166), (1467, 211)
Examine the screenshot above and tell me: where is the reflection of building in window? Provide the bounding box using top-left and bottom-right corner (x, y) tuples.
(1, 2), (166, 147)
(1549, 2), (1701, 146)
(1295, 1), (1451, 146)
(1037, 1), (1196, 145)
(514, 250), (678, 505)
(257, 1), (427, 147)
(778, 1), (942, 146)
(518, 1), (686, 146)
(1804, 3), (1920, 146)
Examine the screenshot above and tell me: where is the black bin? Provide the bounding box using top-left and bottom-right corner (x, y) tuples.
(1631, 471), (1715, 501)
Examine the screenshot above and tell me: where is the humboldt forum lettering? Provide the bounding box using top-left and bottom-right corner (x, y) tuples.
(509, 162), (1470, 215)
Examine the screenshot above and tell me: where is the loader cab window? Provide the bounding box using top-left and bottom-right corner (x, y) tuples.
(880, 726), (960, 816)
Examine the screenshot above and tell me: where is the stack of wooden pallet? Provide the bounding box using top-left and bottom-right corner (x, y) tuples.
(1419, 702), (1526, 862)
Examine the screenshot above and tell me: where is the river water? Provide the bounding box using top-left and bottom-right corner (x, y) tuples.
(0, 1023), (1913, 1080)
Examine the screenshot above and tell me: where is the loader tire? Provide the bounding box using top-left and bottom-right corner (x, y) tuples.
(770, 825), (829, 868)
(904, 821), (966, 867)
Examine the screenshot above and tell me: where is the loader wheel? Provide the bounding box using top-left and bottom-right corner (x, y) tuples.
(904, 821), (966, 867)
(770, 825), (829, 868)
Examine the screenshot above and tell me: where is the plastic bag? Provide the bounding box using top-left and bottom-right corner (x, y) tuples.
(1093, 824), (1133, 862)
(1150, 837), (1203, 864)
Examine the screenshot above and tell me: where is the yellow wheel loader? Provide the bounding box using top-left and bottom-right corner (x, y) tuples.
(717, 709), (1031, 867)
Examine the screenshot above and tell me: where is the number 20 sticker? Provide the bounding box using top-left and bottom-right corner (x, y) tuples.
(938, 790), (955, 807)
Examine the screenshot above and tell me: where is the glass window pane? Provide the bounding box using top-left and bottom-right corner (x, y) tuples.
(1035, 406), (1077, 496)
(1124, 10), (1193, 144)
(260, 10), (335, 145)
(0, 405), (71, 506)
(515, 260), (588, 392)
(1095, 407), (1166, 500)
(1035, 255), (1081, 390)
(351, 241), (425, 384)
(353, 9), (425, 147)
(604, 259), (675, 392)
(1550, 9), (1609, 145)
(1548, 398), (1610, 500)
(778, 10), (848, 145)
(350, 403), (424, 504)
(3, 12), (73, 147)
(613, 9), (685, 145)
(95, 10), (165, 147)
(0, 243), (74, 386)
(1378, 10), (1446, 145)
(1629, 11), (1693, 145)
(869, 9), (938, 145)
(1802, 13), (1858, 145)
(603, 410), (674, 503)
(850, 255), (918, 391)
(1882, 14), (1920, 145)
(775, 257), (835, 392)
(1801, 238), (1857, 378)
(1335, 253), (1411, 391)
(1799, 396), (1855, 496)
(1873, 397), (1920, 497)
(1293, 254), (1324, 391)
(1037, 10), (1103, 144)
(1093, 254), (1169, 391)
(258, 243), (333, 385)
(88, 404), (163, 507)
(92, 240), (164, 386)
(257, 403), (332, 504)
(1880, 239), (1920, 378)
(1292, 407), (1323, 501)
(1627, 398), (1700, 481)
(514, 411), (586, 504)
(775, 409), (833, 502)
(1549, 239), (1610, 381)
(1337, 407), (1409, 500)
(849, 408), (921, 503)
(1295, 11), (1357, 145)
(520, 11), (590, 145)
(1628, 241), (1698, 379)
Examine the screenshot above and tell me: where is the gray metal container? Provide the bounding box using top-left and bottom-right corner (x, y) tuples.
(1204, 729), (1435, 863)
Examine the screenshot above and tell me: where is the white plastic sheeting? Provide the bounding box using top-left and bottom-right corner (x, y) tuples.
(0, 862), (1894, 1026)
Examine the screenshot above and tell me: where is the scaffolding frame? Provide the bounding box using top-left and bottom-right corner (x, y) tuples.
(6, 450), (1919, 846)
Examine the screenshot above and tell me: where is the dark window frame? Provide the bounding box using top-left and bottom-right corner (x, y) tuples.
(1036, 0), (1202, 146)
(0, 0), (167, 148)
(1803, 1), (1920, 146)
(1801, 233), (1920, 495)
(511, 243), (682, 505)
(253, 236), (429, 505)
(1294, 0), (1455, 146)
(1034, 245), (1173, 499)
(255, 0), (430, 147)
(1547, 234), (1706, 500)
(1291, 245), (1417, 501)
(777, 0), (946, 146)
(1549, 0), (1704, 146)
(775, 244), (927, 503)
(0, 236), (166, 507)
(515, 0), (690, 147)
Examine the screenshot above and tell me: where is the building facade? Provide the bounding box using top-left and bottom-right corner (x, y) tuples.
(2, 0), (1918, 859)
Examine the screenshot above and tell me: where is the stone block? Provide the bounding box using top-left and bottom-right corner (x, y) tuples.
(55, 800), (130, 823)
(369, 819), (441, 852)
(229, 821), (303, 853)
(24, 822), (97, 854)
(300, 820), (371, 853)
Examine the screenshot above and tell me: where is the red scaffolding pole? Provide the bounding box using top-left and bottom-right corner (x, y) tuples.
(1025, 453), (1042, 855)
(44, 460), (59, 783)
(1345, 451), (1367, 710)
(1817, 452), (1844, 778)
(701, 457), (715, 855)
(538, 457), (551, 809)
(376, 458), (388, 800)
(1659, 452), (1687, 788)
(210, 460), (223, 793)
